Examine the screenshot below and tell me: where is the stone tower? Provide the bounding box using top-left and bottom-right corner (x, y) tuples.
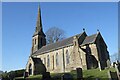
(32, 5), (46, 53)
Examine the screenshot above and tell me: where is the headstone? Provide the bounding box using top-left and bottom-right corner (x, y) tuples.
(42, 72), (51, 80)
(108, 71), (118, 80)
(117, 63), (120, 72)
(61, 73), (73, 80)
(98, 62), (101, 71)
(108, 71), (112, 80)
(76, 68), (83, 80)
(23, 72), (28, 79)
(115, 63), (120, 80)
(95, 78), (100, 80)
(61, 74), (64, 80)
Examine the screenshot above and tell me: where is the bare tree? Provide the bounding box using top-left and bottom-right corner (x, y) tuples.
(45, 27), (65, 44)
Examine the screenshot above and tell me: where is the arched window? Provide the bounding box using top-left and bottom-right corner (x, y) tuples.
(56, 52), (59, 66)
(52, 55), (54, 69)
(66, 50), (69, 64)
(47, 55), (50, 67)
(35, 38), (36, 45)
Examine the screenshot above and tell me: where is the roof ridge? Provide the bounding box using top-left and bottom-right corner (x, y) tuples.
(81, 33), (98, 46)
(42, 32), (84, 48)
(32, 32), (84, 55)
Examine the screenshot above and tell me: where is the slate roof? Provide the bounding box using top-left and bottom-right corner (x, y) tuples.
(32, 32), (84, 56)
(31, 57), (41, 64)
(81, 33), (98, 46)
(32, 32), (99, 56)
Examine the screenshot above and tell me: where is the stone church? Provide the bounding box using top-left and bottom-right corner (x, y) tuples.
(26, 6), (110, 75)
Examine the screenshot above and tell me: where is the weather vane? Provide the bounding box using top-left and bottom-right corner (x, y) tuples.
(83, 28), (85, 32)
(97, 29), (99, 32)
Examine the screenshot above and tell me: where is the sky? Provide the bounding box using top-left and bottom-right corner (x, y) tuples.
(118, 2), (120, 60)
(2, 2), (118, 71)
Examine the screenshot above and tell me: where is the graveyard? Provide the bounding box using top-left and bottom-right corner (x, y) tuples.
(14, 67), (117, 80)
(1, 61), (120, 80)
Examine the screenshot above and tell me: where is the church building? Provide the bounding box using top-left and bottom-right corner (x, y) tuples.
(26, 6), (110, 75)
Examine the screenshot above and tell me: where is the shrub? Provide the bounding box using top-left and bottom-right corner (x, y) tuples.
(0, 69), (25, 80)
(0, 73), (9, 80)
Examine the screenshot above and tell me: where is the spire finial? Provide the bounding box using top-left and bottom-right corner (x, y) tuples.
(83, 28), (85, 32)
(97, 29), (99, 32)
(97, 29), (99, 33)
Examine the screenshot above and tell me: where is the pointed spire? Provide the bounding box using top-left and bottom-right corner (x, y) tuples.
(33, 4), (46, 37)
(36, 4), (42, 32)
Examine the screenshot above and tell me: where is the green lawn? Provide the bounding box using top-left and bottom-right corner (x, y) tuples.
(14, 68), (116, 80)
(82, 68), (116, 80)
(14, 75), (42, 80)
(70, 68), (116, 80)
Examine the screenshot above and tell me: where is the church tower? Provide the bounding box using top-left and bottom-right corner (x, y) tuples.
(32, 5), (46, 53)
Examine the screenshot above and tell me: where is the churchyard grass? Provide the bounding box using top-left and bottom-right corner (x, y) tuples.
(14, 75), (42, 80)
(14, 68), (116, 80)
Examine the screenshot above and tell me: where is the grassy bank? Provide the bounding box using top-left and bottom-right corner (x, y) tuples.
(14, 68), (116, 80)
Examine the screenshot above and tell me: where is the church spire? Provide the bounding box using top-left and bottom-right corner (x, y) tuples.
(32, 5), (46, 53)
(36, 4), (42, 32)
(33, 4), (45, 37)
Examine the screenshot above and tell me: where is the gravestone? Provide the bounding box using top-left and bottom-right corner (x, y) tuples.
(108, 71), (118, 80)
(23, 72), (28, 79)
(108, 71), (112, 80)
(42, 72), (51, 80)
(98, 62), (102, 71)
(116, 61), (120, 72)
(76, 68), (83, 80)
(61, 73), (73, 80)
(115, 62), (120, 80)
